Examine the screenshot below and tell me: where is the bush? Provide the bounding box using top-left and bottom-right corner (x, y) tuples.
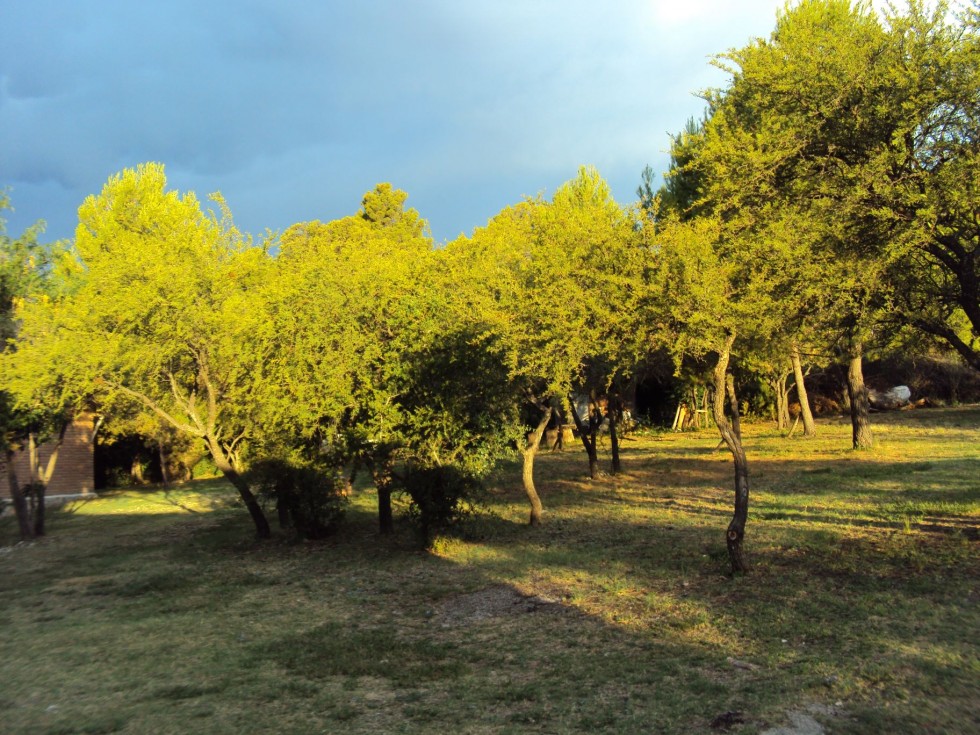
(396, 464), (482, 547)
(247, 459), (346, 540)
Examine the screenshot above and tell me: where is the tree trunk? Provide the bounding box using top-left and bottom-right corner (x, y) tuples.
(23, 421), (70, 534)
(712, 332), (750, 574)
(725, 374), (743, 441)
(770, 377), (783, 429)
(5, 449), (34, 541)
(607, 396), (621, 475)
(32, 483), (46, 537)
(791, 342), (816, 438)
(371, 457), (395, 535)
(130, 456), (145, 484)
(205, 436), (271, 539)
(568, 397), (599, 479)
(846, 345), (874, 450)
(26, 430), (58, 537)
(521, 405), (552, 526)
(158, 440), (170, 488)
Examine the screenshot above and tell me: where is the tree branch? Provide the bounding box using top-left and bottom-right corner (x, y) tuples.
(105, 380), (203, 436)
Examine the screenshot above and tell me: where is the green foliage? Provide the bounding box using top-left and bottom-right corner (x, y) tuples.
(657, 116), (705, 219)
(687, 0), (979, 372)
(448, 166), (646, 407)
(394, 328), (522, 478)
(265, 183), (434, 450)
(2, 164), (279, 535)
(5, 164), (273, 446)
(0, 192), (68, 452)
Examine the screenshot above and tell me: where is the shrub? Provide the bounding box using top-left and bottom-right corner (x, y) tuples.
(396, 464), (482, 547)
(247, 459), (346, 540)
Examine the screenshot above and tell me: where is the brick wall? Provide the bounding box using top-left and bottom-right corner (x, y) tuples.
(1, 415), (95, 498)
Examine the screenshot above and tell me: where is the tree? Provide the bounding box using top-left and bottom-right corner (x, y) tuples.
(446, 167), (644, 523)
(645, 212), (777, 573)
(657, 116), (707, 220)
(264, 183), (521, 538)
(4, 164), (274, 538)
(0, 192), (68, 539)
(879, 1), (980, 372)
(264, 184), (435, 534)
(686, 0), (930, 449)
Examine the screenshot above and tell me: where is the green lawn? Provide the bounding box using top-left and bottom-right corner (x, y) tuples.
(2, 407), (978, 734)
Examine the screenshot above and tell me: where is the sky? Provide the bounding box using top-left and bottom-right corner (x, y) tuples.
(2, 0), (798, 245)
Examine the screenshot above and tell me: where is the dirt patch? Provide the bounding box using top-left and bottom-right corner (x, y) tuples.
(433, 584), (565, 627)
(761, 703), (846, 735)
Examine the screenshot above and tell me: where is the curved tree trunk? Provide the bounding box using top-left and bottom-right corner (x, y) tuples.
(205, 436), (271, 539)
(725, 374), (742, 442)
(712, 332), (750, 574)
(846, 345), (874, 450)
(791, 342), (816, 437)
(521, 405), (552, 526)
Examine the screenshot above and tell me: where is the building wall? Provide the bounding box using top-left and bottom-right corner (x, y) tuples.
(1, 415), (95, 499)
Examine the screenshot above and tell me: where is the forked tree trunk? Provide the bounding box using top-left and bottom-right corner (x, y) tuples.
(712, 332), (750, 574)
(568, 398), (599, 479)
(521, 405), (552, 526)
(5, 449), (34, 541)
(791, 342), (817, 438)
(846, 345), (874, 450)
(769, 373), (791, 429)
(205, 436), (271, 539)
(26, 424), (67, 538)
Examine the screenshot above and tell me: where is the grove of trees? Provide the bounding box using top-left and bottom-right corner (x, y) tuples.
(2, 0), (977, 574)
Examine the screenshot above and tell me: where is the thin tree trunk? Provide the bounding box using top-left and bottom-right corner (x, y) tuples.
(370, 455), (395, 535)
(780, 376), (791, 429)
(568, 397), (599, 479)
(770, 377), (783, 429)
(726, 374), (742, 441)
(607, 396), (621, 475)
(521, 405), (552, 526)
(5, 449), (33, 541)
(130, 457), (145, 484)
(205, 436), (271, 539)
(791, 342), (817, 437)
(846, 345), (874, 450)
(158, 440), (170, 488)
(712, 332), (750, 574)
(27, 430), (57, 537)
(345, 461), (359, 497)
(33, 482), (46, 537)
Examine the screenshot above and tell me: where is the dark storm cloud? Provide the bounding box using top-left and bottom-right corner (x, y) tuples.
(1, 1), (790, 243)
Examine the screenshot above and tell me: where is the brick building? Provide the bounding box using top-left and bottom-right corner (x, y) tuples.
(1, 415), (96, 501)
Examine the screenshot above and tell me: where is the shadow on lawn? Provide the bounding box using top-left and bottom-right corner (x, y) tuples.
(4, 459), (975, 734)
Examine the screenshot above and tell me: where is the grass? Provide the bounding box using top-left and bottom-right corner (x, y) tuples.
(1, 407), (978, 734)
